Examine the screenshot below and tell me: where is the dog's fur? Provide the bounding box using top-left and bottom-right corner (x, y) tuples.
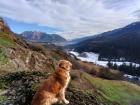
(31, 60), (72, 105)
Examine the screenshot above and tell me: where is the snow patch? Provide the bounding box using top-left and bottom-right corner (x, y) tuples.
(69, 51), (140, 82)
(124, 74), (140, 81)
(69, 51), (140, 67)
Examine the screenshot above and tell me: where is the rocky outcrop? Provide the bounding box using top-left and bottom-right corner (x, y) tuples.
(0, 46), (61, 72)
(0, 18), (4, 31)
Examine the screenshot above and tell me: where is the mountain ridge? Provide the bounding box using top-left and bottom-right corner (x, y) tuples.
(21, 31), (66, 43)
(66, 21), (140, 63)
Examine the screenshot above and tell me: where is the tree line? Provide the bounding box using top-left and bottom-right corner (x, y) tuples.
(107, 61), (140, 77)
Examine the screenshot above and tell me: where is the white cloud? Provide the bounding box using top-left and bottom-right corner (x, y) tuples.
(0, 0), (140, 39)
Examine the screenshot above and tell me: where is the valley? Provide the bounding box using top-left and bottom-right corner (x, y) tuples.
(68, 51), (140, 84)
(66, 21), (140, 64)
(69, 51), (140, 67)
(0, 18), (140, 105)
(1, 0), (140, 105)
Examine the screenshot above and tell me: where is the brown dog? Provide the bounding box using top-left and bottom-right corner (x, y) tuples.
(31, 60), (72, 105)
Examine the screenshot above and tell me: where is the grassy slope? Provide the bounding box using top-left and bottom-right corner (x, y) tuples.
(82, 72), (140, 105)
(0, 71), (140, 105)
(0, 32), (15, 65)
(0, 32), (15, 47)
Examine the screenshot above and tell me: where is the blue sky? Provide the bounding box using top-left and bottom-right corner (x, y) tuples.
(0, 0), (140, 39)
(4, 17), (62, 34)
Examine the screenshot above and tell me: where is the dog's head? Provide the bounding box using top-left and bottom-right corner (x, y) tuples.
(58, 60), (72, 71)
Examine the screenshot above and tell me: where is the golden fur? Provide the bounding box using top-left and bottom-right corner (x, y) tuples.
(31, 60), (72, 105)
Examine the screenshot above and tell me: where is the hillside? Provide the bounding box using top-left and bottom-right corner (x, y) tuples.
(21, 31), (66, 43)
(0, 18), (140, 105)
(66, 21), (140, 63)
(0, 19), (69, 72)
(0, 70), (140, 105)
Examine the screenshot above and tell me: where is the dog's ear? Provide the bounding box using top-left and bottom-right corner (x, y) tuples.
(58, 60), (68, 70)
(69, 62), (72, 68)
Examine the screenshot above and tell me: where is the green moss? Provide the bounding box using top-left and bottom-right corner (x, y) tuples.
(0, 48), (8, 64)
(0, 71), (48, 90)
(0, 95), (7, 104)
(31, 82), (40, 91)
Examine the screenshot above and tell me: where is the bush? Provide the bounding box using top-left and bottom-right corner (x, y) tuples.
(97, 68), (123, 80)
(28, 43), (46, 55)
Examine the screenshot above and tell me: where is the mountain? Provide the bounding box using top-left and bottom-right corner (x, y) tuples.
(21, 31), (66, 43)
(66, 21), (140, 63)
(0, 18), (69, 71)
(1, 18), (140, 105)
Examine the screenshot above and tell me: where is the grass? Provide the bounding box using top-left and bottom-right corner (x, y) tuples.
(0, 38), (14, 47)
(0, 48), (8, 64)
(0, 95), (7, 104)
(0, 31), (16, 64)
(82, 72), (140, 105)
(72, 61), (123, 80)
(0, 32), (15, 48)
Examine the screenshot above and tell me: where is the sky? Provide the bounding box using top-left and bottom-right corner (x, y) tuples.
(0, 0), (140, 40)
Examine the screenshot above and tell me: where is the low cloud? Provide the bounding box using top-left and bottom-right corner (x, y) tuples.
(0, 0), (140, 39)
